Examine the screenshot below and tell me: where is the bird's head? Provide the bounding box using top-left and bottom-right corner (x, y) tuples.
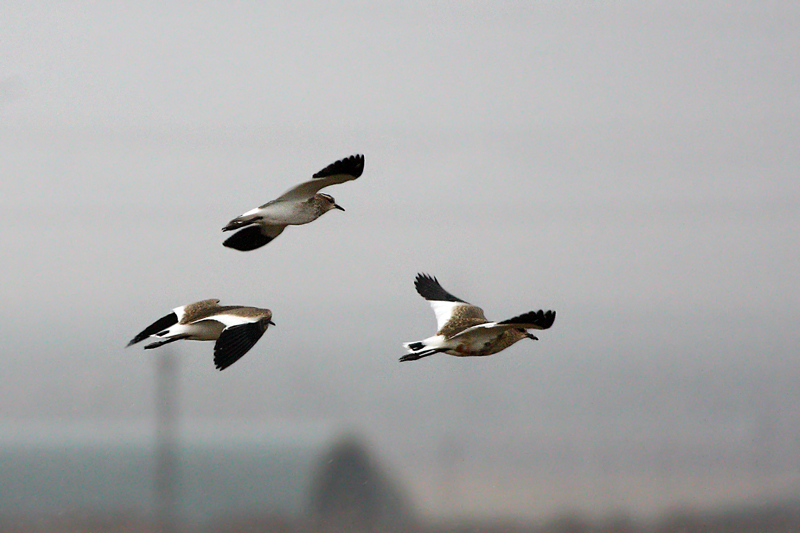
(317, 193), (345, 212)
(258, 312), (276, 329)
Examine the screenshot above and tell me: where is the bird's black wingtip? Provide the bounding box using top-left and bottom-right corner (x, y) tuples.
(223, 226), (273, 252)
(312, 154), (365, 179)
(415, 272), (436, 284)
(413, 273), (466, 303)
(500, 309), (557, 330)
(413, 273), (437, 293)
(542, 310), (556, 329)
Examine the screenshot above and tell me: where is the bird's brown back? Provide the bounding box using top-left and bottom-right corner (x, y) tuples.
(438, 305), (488, 338)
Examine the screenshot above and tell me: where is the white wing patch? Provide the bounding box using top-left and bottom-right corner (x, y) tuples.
(172, 305), (187, 322)
(449, 322), (518, 339)
(211, 313), (262, 328)
(242, 206), (263, 217)
(429, 301), (468, 331)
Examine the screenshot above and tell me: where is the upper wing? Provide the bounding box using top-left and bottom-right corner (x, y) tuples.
(414, 273), (468, 303)
(177, 299), (222, 324)
(413, 273), (487, 333)
(436, 304), (489, 337)
(497, 310), (556, 330)
(450, 310), (556, 340)
(274, 154), (364, 202)
(211, 308), (270, 327)
(126, 311), (179, 347)
(213, 321), (270, 371)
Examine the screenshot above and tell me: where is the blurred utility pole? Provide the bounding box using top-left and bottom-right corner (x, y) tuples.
(438, 433), (462, 517)
(752, 394), (777, 483)
(155, 350), (180, 533)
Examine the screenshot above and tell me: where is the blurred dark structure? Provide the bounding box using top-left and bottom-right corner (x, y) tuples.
(155, 352), (179, 533)
(0, 421), (413, 532)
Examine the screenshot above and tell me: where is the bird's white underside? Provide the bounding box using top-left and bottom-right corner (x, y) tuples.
(160, 320), (226, 341)
(211, 314), (263, 327)
(158, 313), (261, 342)
(234, 172), (358, 224)
(241, 201), (319, 226)
(447, 327), (510, 351)
(404, 324), (521, 355)
(452, 322), (515, 338)
(167, 304), (263, 343)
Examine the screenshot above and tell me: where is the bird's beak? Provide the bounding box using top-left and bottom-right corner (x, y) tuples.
(333, 204), (345, 212)
(525, 333), (538, 341)
(269, 320), (276, 326)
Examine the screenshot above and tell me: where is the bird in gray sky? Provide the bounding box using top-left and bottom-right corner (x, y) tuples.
(221, 154), (365, 251)
(126, 299), (275, 370)
(401, 274), (555, 362)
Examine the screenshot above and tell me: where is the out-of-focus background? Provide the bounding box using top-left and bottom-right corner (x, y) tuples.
(2, 2), (799, 532)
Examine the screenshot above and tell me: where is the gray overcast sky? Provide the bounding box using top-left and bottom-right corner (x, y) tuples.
(2, 0), (799, 518)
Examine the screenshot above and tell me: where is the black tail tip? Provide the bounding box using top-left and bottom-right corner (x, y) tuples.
(406, 342), (425, 352)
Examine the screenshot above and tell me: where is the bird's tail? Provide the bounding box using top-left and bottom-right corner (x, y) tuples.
(404, 341), (426, 352)
(143, 335), (189, 350)
(222, 214), (261, 232)
(399, 348), (443, 362)
(401, 336), (445, 362)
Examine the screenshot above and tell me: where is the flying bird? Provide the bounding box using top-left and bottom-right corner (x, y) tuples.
(126, 299), (274, 370)
(222, 154), (365, 251)
(401, 274), (555, 362)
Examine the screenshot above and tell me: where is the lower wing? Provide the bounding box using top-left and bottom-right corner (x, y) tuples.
(213, 322), (270, 370)
(497, 310), (556, 330)
(223, 224), (286, 252)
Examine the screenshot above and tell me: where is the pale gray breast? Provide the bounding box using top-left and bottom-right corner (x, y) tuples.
(257, 198), (314, 224)
(262, 196), (327, 225)
(479, 329), (527, 356)
(308, 196), (331, 216)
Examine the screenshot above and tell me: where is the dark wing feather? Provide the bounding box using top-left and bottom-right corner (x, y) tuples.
(497, 310), (556, 330)
(127, 312), (178, 347)
(312, 154), (364, 179)
(223, 225), (284, 252)
(414, 273), (468, 303)
(213, 322), (269, 370)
